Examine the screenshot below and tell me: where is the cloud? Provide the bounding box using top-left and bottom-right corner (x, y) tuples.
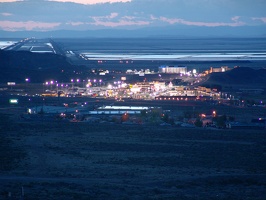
(231, 16), (240, 22)
(63, 14), (149, 28)
(0, 0), (265, 35)
(252, 17), (266, 23)
(122, 16), (136, 20)
(89, 12), (150, 27)
(48, 0), (131, 4)
(91, 12), (118, 21)
(109, 12), (119, 19)
(0, 0), (23, 2)
(66, 21), (84, 26)
(150, 15), (157, 21)
(153, 16), (245, 27)
(0, 20), (61, 31)
(89, 19), (150, 27)
(1, 12), (13, 16)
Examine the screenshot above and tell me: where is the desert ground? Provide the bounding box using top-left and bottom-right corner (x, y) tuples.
(0, 115), (266, 200)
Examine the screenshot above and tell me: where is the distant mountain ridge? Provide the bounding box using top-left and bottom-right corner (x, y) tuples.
(1, 25), (266, 38)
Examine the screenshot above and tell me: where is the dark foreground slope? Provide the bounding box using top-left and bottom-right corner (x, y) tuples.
(0, 50), (86, 83)
(0, 119), (266, 200)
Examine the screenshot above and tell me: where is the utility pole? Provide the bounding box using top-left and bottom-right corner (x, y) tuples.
(20, 186), (24, 200)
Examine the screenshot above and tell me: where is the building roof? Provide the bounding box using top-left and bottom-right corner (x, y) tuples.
(159, 65), (187, 68)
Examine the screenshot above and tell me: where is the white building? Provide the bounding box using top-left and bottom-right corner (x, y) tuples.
(158, 65), (187, 74)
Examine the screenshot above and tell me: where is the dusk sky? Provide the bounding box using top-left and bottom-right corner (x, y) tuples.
(0, 0), (266, 36)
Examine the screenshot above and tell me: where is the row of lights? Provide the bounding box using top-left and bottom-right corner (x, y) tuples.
(157, 97), (189, 101)
(44, 79), (103, 85)
(71, 79), (102, 83)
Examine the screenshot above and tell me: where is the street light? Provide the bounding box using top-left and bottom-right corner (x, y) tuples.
(25, 78), (30, 93)
(71, 79), (74, 88)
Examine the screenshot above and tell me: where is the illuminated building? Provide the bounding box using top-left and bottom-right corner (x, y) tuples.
(158, 65), (187, 74)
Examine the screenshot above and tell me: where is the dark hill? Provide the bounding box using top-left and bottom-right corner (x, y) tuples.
(206, 67), (266, 86)
(0, 50), (86, 83)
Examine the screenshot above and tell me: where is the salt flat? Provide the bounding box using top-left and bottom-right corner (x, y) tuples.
(82, 52), (266, 61)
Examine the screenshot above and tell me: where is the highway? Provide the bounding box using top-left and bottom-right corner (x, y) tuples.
(4, 38), (31, 51)
(3, 38), (61, 55)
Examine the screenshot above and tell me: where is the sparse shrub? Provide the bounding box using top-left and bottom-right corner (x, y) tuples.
(140, 109), (147, 117)
(162, 113), (169, 122)
(228, 116), (235, 121)
(183, 111), (192, 119)
(0, 113), (11, 130)
(213, 115), (227, 128)
(194, 118), (203, 127)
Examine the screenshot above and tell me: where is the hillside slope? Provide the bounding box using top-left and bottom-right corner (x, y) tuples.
(206, 67), (266, 86)
(0, 50), (85, 83)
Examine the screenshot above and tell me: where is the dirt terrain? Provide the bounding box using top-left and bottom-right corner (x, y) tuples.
(1, 120), (266, 200)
